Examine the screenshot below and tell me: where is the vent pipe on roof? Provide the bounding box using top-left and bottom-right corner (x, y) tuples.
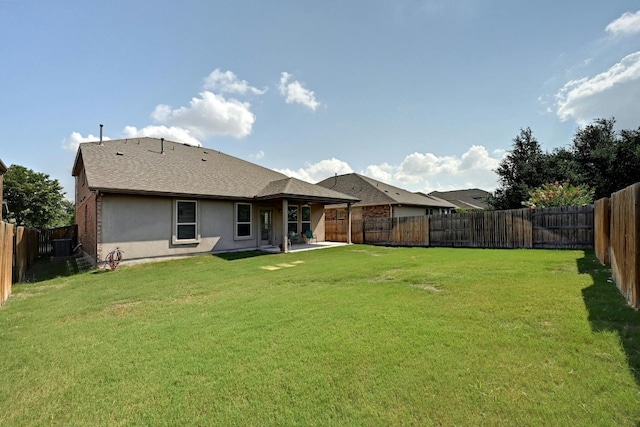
(99, 124), (103, 145)
(161, 138), (165, 154)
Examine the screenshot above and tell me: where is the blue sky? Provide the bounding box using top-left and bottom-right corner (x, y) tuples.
(1, 1), (639, 201)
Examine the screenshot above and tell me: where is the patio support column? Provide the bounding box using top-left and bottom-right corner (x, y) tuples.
(282, 199), (288, 253)
(347, 202), (352, 245)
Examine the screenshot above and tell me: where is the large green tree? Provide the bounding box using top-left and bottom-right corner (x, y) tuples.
(569, 118), (640, 200)
(3, 165), (74, 229)
(490, 118), (640, 210)
(489, 128), (551, 210)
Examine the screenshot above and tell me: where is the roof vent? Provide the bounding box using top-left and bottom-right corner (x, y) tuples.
(201, 158), (207, 161)
(99, 124), (104, 145)
(161, 138), (165, 154)
(116, 151), (124, 156)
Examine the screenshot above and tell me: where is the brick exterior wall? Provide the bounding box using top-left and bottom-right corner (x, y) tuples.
(361, 205), (391, 219)
(75, 166), (98, 261)
(325, 205), (390, 221)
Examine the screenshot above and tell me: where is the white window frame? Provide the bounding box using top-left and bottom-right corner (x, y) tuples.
(173, 200), (199, 245)
(235, 202), (253, 240)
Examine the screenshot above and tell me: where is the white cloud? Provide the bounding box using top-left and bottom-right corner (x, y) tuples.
(391, 145), (501, 191)
(605, 10), (640, 37)
(276, 146), (501, 193)
(279, 72), (321, 111)
(63, 69), (260, 152)
(61, 131), (111, 152)
(150, 91), (256, 139)
(555, 51), (640, 126)
(251, 150), (265, 160)
(122, 125), (202, 146)
(363, 163), (394, 183)
(275, 158), (353, 183)
(203, 69), (267, 95)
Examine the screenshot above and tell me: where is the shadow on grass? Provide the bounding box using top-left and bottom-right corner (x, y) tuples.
(578, 251), (640, 386)
(23, 257), (82, 283)
(213, 250), (271, 261)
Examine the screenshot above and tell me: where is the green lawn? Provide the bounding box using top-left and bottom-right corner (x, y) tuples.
(1, 246), (639, 426)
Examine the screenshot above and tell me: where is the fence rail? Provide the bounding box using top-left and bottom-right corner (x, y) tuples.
(326, 206), (594, 250)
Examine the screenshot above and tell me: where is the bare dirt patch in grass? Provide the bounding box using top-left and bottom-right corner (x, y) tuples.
(411, 284), (442, 292)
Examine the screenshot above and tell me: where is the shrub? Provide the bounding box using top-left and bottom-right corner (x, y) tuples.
(522, 181), (594, 209)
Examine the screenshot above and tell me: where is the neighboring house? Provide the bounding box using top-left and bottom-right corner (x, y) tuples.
(427, 188), (492, 211)
(0, 158), (6, 220)
(72, 138), (358, 263)
(316, 173), (457, 221)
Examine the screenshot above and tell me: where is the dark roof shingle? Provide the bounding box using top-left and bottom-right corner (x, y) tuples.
(316, 173), (457, 208)
(428, 188), (492, 210)
(73, 138), (357, 203)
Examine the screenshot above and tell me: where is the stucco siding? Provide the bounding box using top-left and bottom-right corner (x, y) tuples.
(311, 203), (325, 241)
(394, 206), (427, 218)
(100, 194), (259, 260)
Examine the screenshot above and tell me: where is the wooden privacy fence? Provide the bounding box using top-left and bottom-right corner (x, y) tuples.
(39, 224), (77, 256)
(0, 223), (45, 305)
(326, 206), (594, 250)
(595, 183), (640, 309)
(13, 226), (39, 283)
(361, 216), (429, 246)
(1, 222), (14, 306)
(429, 209), (534, 248)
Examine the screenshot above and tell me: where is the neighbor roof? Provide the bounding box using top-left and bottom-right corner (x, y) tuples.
(428, 188), (492, 210)
(317, 173), (457, 208)
(72, 138), (358, 204)
(255, 177), (359, 203)
(0, 158), (6, 174)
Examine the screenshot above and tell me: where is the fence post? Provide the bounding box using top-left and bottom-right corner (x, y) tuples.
(594, 198), (610, 265)
(13, 226), (27, 283)
(1, 222), (15, 305)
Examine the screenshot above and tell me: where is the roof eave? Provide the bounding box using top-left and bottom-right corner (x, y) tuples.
(90, 187), (255, 201)
(255, 193), (360, 204)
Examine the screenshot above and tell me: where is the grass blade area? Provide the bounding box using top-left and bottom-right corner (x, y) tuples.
(1, 246), (639, 425)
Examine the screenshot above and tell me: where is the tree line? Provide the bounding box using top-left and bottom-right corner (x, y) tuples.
(2, 165), (74, 229)
(489, 118), (640, 210)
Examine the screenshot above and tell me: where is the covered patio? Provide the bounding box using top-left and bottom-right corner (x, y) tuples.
(254, 177), (359, 253)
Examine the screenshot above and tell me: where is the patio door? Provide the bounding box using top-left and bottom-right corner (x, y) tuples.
(259, 210), (272, 245)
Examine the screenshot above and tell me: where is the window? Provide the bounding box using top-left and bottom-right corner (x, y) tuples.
(301, 206), (311, 234)
(287, 205), (298, 233)
(236, 203), (252, 239)
(175, 200), (197, 242)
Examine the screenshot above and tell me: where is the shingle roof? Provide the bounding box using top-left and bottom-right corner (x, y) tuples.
(428, 188), (492, 210)
(316, 173), (457, 208)
(72, 138), (358, 203)
(256, 177), (359, 202)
